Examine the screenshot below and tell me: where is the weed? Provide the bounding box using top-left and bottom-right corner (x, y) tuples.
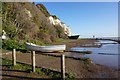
(79, 51), (92, 54)
(66, 73), (75, 80)
(81, 58), (92, 65)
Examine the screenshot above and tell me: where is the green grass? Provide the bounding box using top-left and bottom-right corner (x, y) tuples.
(55, 38), (65, 43)
(66, 73), (75, 80)
(2, 58), (12, 66)
(2, 58), (75, 79)
(2, 58), (31, 70)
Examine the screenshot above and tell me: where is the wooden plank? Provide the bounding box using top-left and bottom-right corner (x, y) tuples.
(31, 51), (35, 72)
(12, 49), (16, 66)
(61, 54), (65, 79)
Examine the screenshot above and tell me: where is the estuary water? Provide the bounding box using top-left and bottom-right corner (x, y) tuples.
(70, 40), (120, 69)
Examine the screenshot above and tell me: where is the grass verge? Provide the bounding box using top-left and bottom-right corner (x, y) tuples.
(2, 58), (75, 79)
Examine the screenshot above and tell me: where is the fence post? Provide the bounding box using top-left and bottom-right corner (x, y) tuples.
(61, 54), (65, 79)
(12, 49), (16, 66)
(31, 51), (35, 72)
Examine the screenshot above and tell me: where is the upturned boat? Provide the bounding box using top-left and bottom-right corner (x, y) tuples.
(26, 42), (66, 52)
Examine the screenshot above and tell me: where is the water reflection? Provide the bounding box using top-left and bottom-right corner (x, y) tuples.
(70, 40), (119, 69)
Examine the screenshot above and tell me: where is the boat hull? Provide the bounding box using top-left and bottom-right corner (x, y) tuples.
(26, 42), (66, 52)
(68, 35), (79, 39)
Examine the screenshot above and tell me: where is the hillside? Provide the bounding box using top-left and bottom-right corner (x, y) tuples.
(36, 4), (50, 17)
(2, 2), (68, 50)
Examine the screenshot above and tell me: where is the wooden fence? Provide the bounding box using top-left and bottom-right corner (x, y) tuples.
(12, 49), (66, 79)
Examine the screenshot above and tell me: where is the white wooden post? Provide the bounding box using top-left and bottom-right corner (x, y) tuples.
(61, 55), (65, 79)
(31, 51), (35, 72)
(12, 49), (16, 66)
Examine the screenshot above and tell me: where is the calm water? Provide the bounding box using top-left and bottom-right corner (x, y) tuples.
(70, 40), (120, 69)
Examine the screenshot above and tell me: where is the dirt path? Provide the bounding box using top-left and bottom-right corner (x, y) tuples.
(2, 52), (118, 78)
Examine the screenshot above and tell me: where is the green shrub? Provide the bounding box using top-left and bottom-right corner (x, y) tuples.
(2, 39), (26, 50)
(3, 24), (16, 39)
(30, 40), (46, 46)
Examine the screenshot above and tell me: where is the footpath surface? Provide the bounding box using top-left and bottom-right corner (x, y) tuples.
(2, 51), (118, 78)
